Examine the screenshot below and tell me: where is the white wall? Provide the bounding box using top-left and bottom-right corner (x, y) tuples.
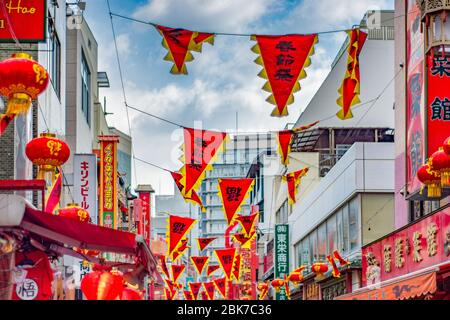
(289, 142), (395, 247)
(295, 39), (395, 128)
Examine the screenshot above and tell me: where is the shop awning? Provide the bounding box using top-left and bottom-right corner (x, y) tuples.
(335, 270), (437, 300)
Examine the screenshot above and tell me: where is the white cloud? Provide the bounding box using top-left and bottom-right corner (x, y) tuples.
(132, 0), (276, 32)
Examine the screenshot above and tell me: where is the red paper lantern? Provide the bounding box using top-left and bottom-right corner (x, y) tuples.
(287, 272), (304, 286)
(0, 53), (49, 115)
(430, 147), (450, 187)
(311, 262), (329, 279)
(121, 287), (143, 300)
(270, 279), (284, 292)
(257, 282), (268, 291)
(58, 203), (90, 222)
(417, 163), (442, 198)
(443, 136), (450, 155)
(81, 266), (124, 300)
(25, 133), (70, 181)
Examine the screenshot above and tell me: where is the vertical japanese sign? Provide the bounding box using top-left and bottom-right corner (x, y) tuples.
(0, 0), (46, 42)
(406, 0), (425, 194)
(138, 191), (151, 245)
(99, 136), (119, 229)
(274, 224), (289, 300)
(426, 54), (450, 156)
(74, 154), (98, 225)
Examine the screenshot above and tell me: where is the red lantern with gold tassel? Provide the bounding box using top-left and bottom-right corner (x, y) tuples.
(430, 147), (450, 187)
(287, 272), (304, 287)
(417, 163), (442, 198)
(25, 133), (70, 182)
(0, 53), (49, 115)
(311, 261), (329, 280)
(257, 282), (268, 291)
(80, 265), (124, 300)
(270, 279), (284, 292)
(57, 203), (90, 222)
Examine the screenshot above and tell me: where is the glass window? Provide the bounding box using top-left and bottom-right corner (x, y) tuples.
(47, 19), (61, 97)
(310, 230), (318, 262)
(81, 50), (91, 126)
(348, 197), (360, 251)
(336, 208), (343, 253)
(327, 214), (337, 254)
(301, 237), (311, 266)
(317, 223), (327, 261)
(342, 204), (350, 253)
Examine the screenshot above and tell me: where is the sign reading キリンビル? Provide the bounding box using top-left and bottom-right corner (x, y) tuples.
(274, 224), (289, 300)
(0, 0), (47, 43)
(74, 154), (97, 225)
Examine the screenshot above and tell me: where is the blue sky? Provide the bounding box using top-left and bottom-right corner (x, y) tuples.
(83, 0), (394, 194)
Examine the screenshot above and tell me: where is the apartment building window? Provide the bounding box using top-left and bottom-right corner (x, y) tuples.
(310, 230), (318, 262)
(47, 18), (61, 97)
(276, 200), (288, 224)
(81, 50), (91, 126)
(317, 223), (327, 261)
(409, 200), (440, 223)
(348, 197), (360, 251)
(327, 214), (337, 253)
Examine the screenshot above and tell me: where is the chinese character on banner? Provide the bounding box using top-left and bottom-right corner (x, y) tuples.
(427, 54), (450, 157)
(275, 224), (289, 300)
(99, 136), (119, 229)
(155, 25), (215, 74)
(166, 214), (196, 258)
(214, 248), (236, 280)
(218, 178), (255, 226)
(251, 34), (318, 117)
(284, 168), (309, 204)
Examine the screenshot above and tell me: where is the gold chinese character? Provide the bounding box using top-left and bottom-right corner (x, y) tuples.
(47, 140), (62, 156)
(383, 245), (392, 273)
(427, 223), (438, 257)
(413, 232), (423, 262)
(395, 238), (404, 268)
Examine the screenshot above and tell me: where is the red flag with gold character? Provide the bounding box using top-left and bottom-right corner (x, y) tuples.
(191, 256), (209, 275)
(207, 265), (220, 277)
(203, 282), (216, 300)
(214, 248), (236, 281)
(0, 113), (15, 136)
(189, 282), (202, 300)
(218, 178), (255, 226)
(252, 34), (318, 117)
(171, 264), (185, 283)
(171, 170), (205, 212)
(213, 277), (227, 299)
(197, 237), (217, 252)
(181, 128), (227, 198)
(235, 213), (258, 236)
(166, 215), (196, 258)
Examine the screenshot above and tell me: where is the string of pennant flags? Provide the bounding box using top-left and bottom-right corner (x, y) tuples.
(108, 11), (367, 119)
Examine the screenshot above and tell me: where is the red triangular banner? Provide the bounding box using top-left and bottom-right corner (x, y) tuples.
(235, 213), (258, 236)
(181, 128), (227, 198)
(164, 279), (177, 300)
(158, 255), (170, 279)
(218, 178), (255, 226)
(285, 167), (309, 204)
(213, 277), (227, 299)
(171, 170), (205, 212)
(167, 215), (196, 257)
(203, 282), (216, 300)
(171, 264), (185, 283)
(252, 34), (318, 117)
(197, 237), (217, 252)
(277, 130), (294, 166)
(207, 265), (220, 277)
(337, 29), (368, 120)
(232, 253), (242, 282)
(156, 25), (195, 74)
(190, 256), (209, 275)
(189, 282), (203, 300)
(183, 290), (193, 300)
(44, 172), (62, 214)
(214, 248), (236, 280)
(233, 231), (256, 248)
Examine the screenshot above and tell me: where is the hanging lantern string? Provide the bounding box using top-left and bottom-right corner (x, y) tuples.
(106, 0), (140, 186)
(134, 156), (173, 173)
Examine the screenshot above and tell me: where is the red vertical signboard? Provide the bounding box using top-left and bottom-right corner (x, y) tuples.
(406, 1), (425, 194)
(99, 136), (119, 229)
(426, 54), (450, 156)
(138, 191), (151, 246)
(0, 0), (46, 42)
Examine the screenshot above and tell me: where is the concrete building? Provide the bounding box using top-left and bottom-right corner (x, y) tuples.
(198, 133), (276, 261)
